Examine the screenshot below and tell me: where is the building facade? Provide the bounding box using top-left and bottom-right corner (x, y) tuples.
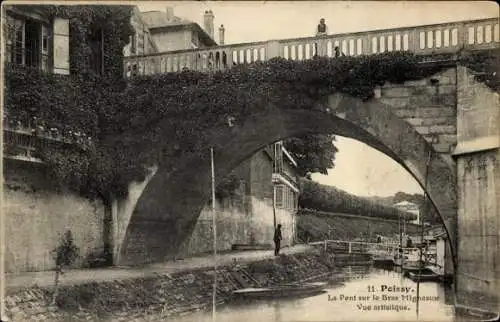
(180, 141), (299, 256)
(3, 5), (299, 272)
(393, 200), (420, 225)
(124, 7), (223, 77)
(140, 8), (218, 52)
(2, 5), (132, 272)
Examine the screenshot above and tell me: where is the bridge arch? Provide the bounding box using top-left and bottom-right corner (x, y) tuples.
(117, 92), (457, 267)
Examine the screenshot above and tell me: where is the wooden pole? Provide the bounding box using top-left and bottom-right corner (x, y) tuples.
(211, 147), (217, 321)
(272, 143), (277, 231)
(416, 150), (432, 318)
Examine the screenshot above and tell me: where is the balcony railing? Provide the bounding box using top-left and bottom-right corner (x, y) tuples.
(124, 18), (499, 77)
(3, 116), (93, 163)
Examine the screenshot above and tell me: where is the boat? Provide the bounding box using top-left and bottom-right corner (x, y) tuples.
(407, 269), (440, 282)
(455, 304), (500, 322)
(372, 252), (396, 266)
(373, 257), (395, 266)
(233, 282), (326, 299)
(402, 261), (427, 272)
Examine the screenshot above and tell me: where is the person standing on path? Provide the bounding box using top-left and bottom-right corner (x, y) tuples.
(274, 224), (282, 256)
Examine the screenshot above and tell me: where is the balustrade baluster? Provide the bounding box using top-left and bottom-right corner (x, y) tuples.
(379, 35), (386, 53)
(452, 28), (459, 47)
(387, 35), (393, 52)
(468, 26), (475, 45)
(403, 33), (409, 50)
(356, 38), (362, 55)
(443, 29), (450, 47)
(435, 30), (442, 48)
(427, 30), (434, 49)
(371, 37), (377, 54)
(395, 34), (401, 51)
(361, 36), (370, 55)
(485, 25), (492, 43)
(419, 31), (426, 50)
(326, 41), (332, 57)
(477, 25), (484, 44)
(409, 29), (419, 52)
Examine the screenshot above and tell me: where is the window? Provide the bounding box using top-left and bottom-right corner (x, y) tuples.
(6, 14), (50, 70)
(137, 32), (144, 54)
(143, 32), (149, 54)
(275, 184), (297, 211)
(275, 185), (284, 209)
(89, 28), (104, 74)
(274, 142), (283, 173)
(192, 31), (200, 48)
(130, 33), (136, 54)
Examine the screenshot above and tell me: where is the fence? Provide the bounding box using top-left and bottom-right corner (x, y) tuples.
(124, 18), (499, 77)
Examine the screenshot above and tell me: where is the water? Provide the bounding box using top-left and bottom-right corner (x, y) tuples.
(173, 265), (456, 322)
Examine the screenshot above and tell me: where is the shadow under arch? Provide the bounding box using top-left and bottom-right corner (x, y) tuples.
(118, 93), (457, 271)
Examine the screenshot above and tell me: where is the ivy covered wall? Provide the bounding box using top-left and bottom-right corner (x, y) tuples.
(5, 3), (498, 205)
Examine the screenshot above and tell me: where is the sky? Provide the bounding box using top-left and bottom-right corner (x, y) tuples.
(134, 1), (497, 197)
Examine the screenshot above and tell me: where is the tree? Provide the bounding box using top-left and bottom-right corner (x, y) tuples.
(51, 230), (79, 305)
(298, 178), (417, 221)
(284, 134), (339, 177)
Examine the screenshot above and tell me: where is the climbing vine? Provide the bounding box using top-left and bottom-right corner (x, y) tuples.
(6, 18), (457, 199)
(460, 49), (500, 91)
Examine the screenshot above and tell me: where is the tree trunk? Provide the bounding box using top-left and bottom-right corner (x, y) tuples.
(51, 266), (62, 305)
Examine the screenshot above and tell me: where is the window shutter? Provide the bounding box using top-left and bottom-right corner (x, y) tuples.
(52, 17), (69, 74)
(41, 24), (49, 71)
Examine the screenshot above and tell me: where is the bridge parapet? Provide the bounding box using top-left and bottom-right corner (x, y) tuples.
(124, 18), (499, 77)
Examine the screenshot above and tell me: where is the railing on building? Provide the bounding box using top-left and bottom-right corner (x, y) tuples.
(310, 239), (424, 254)
(3, 116), (93, 163)
(124, 18), (499, 77)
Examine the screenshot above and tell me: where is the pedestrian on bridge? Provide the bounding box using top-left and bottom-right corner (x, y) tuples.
(274, 224), (282, 256)
(334, 46), (345, 57)
(314, 18), (328, 57)
(316, 18), (328, 36)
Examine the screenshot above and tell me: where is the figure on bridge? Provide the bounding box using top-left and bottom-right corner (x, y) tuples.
(274, 224), (282, 256)
(316, 18), (328, 36)
(334, 46), (345, 57)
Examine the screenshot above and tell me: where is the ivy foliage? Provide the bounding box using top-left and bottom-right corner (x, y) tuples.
(7, 34), (453, 199)
(459, 49), (500, 91)
(284, 134), (339, 177)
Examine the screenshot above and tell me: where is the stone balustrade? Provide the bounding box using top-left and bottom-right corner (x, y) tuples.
(124, 18), (499, 77)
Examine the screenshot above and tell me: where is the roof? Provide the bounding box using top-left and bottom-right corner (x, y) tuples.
(141, 10), (192, 28)
(140, 10), (217, 47)
(393, 200), (418, 207)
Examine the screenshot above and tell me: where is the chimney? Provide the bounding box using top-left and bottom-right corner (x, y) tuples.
(166, 7), (174, 21)
(218, 24), (225, 45)
(203, 10), (215, 39)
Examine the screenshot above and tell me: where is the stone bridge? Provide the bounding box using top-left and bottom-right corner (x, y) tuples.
(116, 18), (499, 312)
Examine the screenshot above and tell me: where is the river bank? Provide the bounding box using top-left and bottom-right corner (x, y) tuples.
(4, 249), (370, 321)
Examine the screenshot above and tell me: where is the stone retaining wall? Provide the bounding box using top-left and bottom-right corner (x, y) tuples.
(4, 250), (369, 321)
